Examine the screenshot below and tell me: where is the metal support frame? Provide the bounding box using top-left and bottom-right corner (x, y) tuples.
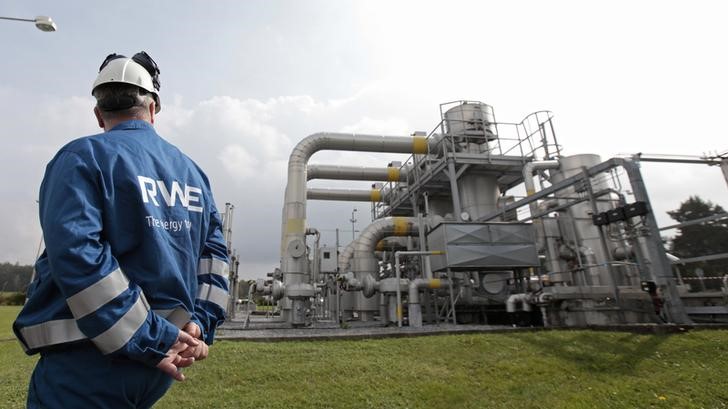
(476, 157), (691, 324)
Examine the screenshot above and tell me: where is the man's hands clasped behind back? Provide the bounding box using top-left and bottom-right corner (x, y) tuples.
(156, 322), (209, 381)
(180, 322), (209, 361)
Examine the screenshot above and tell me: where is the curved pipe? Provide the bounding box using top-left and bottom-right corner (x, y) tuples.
(281, 133), (436, 281)
(307, 164), (409, 182)
(506, 293), (533, 313)
(523, 160), (560, 198)
(337, 217), (419, 273)
(408, 278), (451, 327)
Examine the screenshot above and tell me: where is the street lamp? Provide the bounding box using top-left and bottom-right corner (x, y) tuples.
(0, 15), (57, 32)
(349, 208), (357, 241)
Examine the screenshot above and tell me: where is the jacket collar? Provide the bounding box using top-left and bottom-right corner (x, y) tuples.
(109, 120), (154, 132)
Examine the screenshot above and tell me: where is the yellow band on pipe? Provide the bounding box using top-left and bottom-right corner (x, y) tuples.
(370, 189), (382, 202)
(392, 217), (409, 235)
(375, 240), (385, 251)
(526, 189), (536, 196)
(387, 167), (400, 182)
(412, 136), (428, 154)
(396, 305), (402, 319)
(286, 218), (306, 234)
(428, 279), (442, 289)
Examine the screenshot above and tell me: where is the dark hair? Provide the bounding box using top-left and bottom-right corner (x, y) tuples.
(93, 83), (154, 115)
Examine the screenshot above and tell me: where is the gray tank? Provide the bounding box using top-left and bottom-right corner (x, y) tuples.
(444, 102), (497, 143)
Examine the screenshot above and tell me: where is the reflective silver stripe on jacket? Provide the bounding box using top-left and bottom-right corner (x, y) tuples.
(66, 268), (130, 318)
(154, 307), (190, 329)
(198, 257), (229, 280)
(20, 318), (86, 350)
(197, 283), (228, 311)
(17, 303), (188, 352)
(92, 292), (150, 354)
(19, 293), (149, 353)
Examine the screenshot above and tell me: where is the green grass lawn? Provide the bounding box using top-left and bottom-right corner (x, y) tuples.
(2, 305), (728, 408)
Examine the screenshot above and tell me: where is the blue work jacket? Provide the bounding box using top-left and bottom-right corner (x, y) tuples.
(14, 120), (229, 367)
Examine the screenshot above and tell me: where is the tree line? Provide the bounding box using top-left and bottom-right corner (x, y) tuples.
(0, 262), (33, 292)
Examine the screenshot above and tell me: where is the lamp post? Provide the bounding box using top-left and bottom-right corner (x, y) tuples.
(349, 208), (357, 241)
(0, 15), (57, 32)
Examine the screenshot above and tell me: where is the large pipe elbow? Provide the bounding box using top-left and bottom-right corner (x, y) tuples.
(506, 293), (533, 313)
(408, 278), (450, 305)
(523, 160), (560, 197)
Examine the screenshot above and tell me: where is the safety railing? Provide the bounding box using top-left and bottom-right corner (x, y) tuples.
(373, 103), (562, 219)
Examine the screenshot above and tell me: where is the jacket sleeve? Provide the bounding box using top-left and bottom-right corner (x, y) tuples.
(40, 150), (179, 367)
(193, 204), (230, 345)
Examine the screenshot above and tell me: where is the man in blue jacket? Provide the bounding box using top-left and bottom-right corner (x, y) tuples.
(14, 51), (229, 408)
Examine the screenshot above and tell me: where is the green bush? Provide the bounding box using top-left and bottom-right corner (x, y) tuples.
(0, 292), (25, 306)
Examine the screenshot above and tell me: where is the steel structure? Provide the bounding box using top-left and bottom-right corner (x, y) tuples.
(235, 100), (728, 329)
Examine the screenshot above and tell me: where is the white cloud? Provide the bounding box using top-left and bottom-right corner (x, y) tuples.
(218, 144), (259, 181)
(340, 116), (410, 135)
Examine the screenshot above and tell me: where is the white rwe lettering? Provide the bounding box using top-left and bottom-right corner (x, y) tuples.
(157, 180), (186, 207)
(137, 176), (160, 206)
(137, 176), (203, 213)
(186, 186), (203, 213)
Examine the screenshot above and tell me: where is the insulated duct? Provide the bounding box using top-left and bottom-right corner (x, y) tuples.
(307, 164), (409, 182)
(307, 188), (386, 202)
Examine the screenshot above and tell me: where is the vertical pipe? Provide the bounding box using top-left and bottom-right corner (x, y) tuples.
(416, 212), (433, 279)
(335, 228), (340, 324)
(447, 268), (457, 324)
(446, 158), (464, 219)
(394, 250), (447, 328)
(395, 252), (403, 327)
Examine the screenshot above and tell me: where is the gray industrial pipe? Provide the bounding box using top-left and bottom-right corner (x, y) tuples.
(307, 164), (409, 182)
(408, 277), (451, 327)
(522, 160), (560, 274)
(280, 132), (437, 325)
(338, 217), (418, 273)
(307, 188), (386, 202)
(305, 227), (321, 285)
(345, 217), (419, 320)
(394, 250), (446, 327)
(506, 293), (533, 313)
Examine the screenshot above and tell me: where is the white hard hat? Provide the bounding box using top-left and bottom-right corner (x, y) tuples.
(92, 54), (161, 113)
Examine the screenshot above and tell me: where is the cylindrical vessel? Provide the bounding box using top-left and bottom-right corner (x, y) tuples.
(444, 102), (497, 143)
(549, 154), (614, 286)
(458, 172), (500, 221)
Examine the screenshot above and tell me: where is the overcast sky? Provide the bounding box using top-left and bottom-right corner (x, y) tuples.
(1, 1), (727, 279)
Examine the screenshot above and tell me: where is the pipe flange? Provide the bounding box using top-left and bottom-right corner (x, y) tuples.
(287, 239), (306, 258)
(286, 283), (315, 299)
(362, 274), (378, 298)
(271, 280), (284, 300)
